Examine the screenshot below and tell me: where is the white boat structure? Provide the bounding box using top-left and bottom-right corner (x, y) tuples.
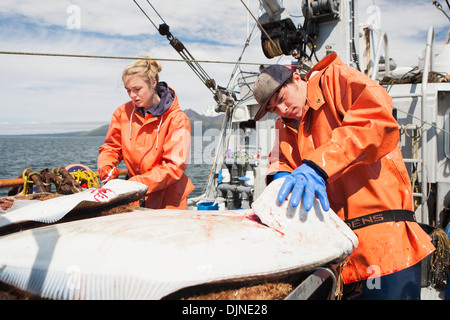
(0, 0), (449, 300)
(190, 0), (450, 225)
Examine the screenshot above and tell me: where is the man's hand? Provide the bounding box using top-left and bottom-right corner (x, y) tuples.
(277, 162), (329, 212)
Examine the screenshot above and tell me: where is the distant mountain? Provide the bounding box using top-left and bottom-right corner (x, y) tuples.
(74, 109), (224, 137)
(184, 109), (225, 135)
(76, 125), (109, 137)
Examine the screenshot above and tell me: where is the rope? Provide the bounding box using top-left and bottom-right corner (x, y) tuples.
(396, 107), (450, 136)
(334, 263), (345, 300)
(9, 167), (101, 196)
(21, 168), (40, 195)
(429, 227), (450, 288)
(70, 170), (100, 189)
(239, 0), (279, 51)
(21, 169), (32, 195)
(385, 81), (450, 136)
(0, 51), (265, 66)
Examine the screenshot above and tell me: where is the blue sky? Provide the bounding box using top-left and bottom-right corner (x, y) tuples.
(0, 0), (448, 134)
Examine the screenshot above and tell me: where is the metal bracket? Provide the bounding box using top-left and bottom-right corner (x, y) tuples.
(284, 266), (337, 300)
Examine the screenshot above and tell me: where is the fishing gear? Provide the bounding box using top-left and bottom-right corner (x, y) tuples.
(255, 0), (341, 63)
(132, 0), (217, 94)
(132, 0), (240, 114)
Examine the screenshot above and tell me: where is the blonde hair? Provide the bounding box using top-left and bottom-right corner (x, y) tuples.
(122, 56), (162, 86)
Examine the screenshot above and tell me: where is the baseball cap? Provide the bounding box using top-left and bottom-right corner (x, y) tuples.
(253, 65), (294, 121)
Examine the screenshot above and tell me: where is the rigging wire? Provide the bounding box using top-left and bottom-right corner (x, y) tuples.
(1, 2), (447, 137)
(0, 50), (265, 66)
(384, 70), (450, 136)
(226, 2), (268, 95)
(1, 50), (446, 135)
(432, 0), (450, 21)
(393, 105), (450, 136)
(239, 0), (279, 51)
(132, 0), (161, 30)
(226, 17), (259, 90)
(132, 0), (220, 94)
(144, 0), (168, 26)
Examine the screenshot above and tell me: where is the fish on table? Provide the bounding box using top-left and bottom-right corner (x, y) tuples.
(0, 178), (358, 300)
(0, 179), (148, 229)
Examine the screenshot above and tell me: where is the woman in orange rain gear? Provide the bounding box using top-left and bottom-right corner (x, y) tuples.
(98, 56), (194, 209)
(252, 53), (435, 299)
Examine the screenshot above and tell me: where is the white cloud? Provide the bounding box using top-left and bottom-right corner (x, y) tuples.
(0, 0), (448, 134)
(358, 0), (449, 66)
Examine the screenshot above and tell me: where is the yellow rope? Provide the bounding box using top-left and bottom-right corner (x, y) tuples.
(21, 168), (32, 195)
(21, 168), (41, 195)
(70, 170), (100, 189)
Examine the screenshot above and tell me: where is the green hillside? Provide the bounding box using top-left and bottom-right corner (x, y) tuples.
(77, 124), (110, 137)
(184, 109), (225, 135)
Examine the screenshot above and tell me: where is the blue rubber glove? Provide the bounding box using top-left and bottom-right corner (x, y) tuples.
(273, 172), (290, 180)
(277, 162), (330, 212)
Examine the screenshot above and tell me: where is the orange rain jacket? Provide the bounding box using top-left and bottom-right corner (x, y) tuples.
(268, 53), (435, 284)
(98, 87), (194, 209)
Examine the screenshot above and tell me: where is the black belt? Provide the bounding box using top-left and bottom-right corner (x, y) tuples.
(344, 210), (416, 230)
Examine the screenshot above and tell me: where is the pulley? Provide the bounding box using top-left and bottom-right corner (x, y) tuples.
(260, 18), (303, 59)
(133, 1), (218, 94)
(259, 0), (341, 59)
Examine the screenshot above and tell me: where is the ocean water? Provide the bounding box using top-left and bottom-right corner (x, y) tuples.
(0, 135), (209, 198)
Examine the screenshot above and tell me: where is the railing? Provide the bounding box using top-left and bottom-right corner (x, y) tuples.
(377, 26), (435, 224)
(371, 32), (390, 80)
(418, 26), (435, 224)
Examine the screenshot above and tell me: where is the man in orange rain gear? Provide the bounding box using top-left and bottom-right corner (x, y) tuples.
(98, 56), (194, 209)
(252, 53), (435, 299)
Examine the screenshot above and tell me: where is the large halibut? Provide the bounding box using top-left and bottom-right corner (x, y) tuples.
(0, 178), (357, 299)
(0, 179), (148, 229)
